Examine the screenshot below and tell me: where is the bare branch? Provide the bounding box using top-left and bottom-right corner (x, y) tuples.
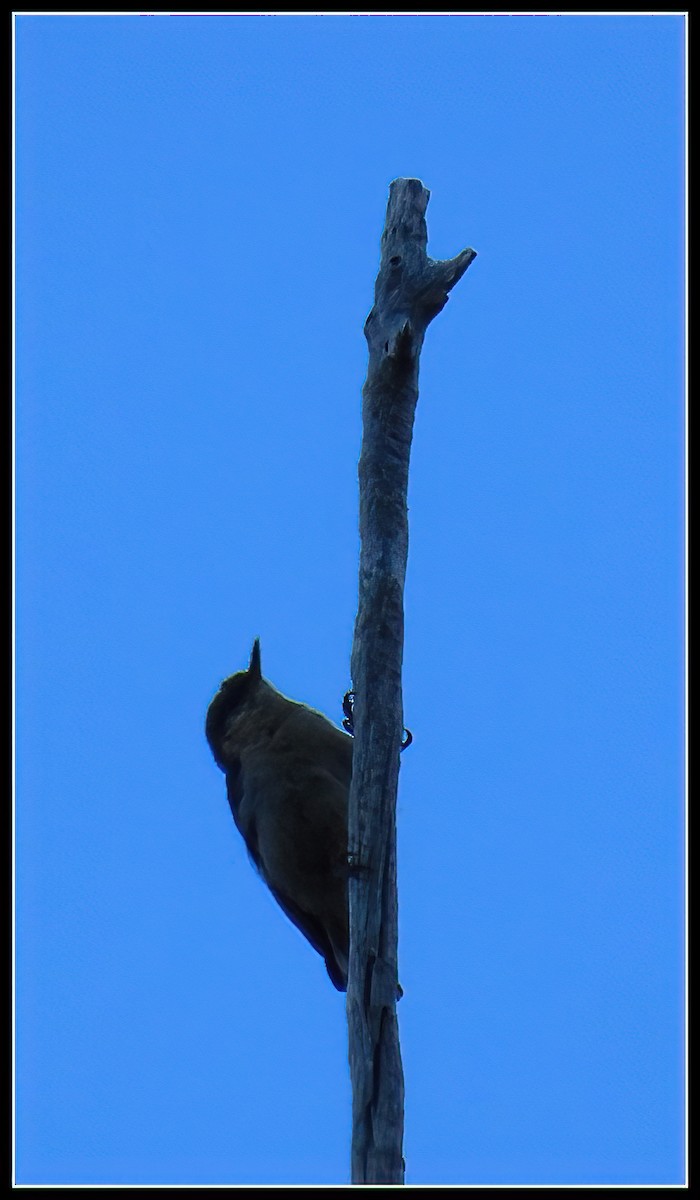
(347, 179), (476, 1185)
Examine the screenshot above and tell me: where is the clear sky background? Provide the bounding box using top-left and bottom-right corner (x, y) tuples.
(15, 12), (685, 1187)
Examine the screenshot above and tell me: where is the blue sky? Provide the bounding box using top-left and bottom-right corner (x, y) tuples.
(15, 12), (685, 1187)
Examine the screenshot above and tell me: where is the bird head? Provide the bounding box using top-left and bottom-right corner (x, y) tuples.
(205, 638), (266, 769)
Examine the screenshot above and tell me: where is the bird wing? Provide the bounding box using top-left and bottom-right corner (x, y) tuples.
(265, 880), (347, 991)
(225, 761), (347, 990)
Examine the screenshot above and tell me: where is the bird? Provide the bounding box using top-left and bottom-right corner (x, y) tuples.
(205, 639), (352, 990)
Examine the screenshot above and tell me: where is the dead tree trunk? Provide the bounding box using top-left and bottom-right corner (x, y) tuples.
(347, 178), (476, 1185)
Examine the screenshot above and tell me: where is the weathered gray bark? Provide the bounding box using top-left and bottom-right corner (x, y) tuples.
(347, 179), (476, 1185)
